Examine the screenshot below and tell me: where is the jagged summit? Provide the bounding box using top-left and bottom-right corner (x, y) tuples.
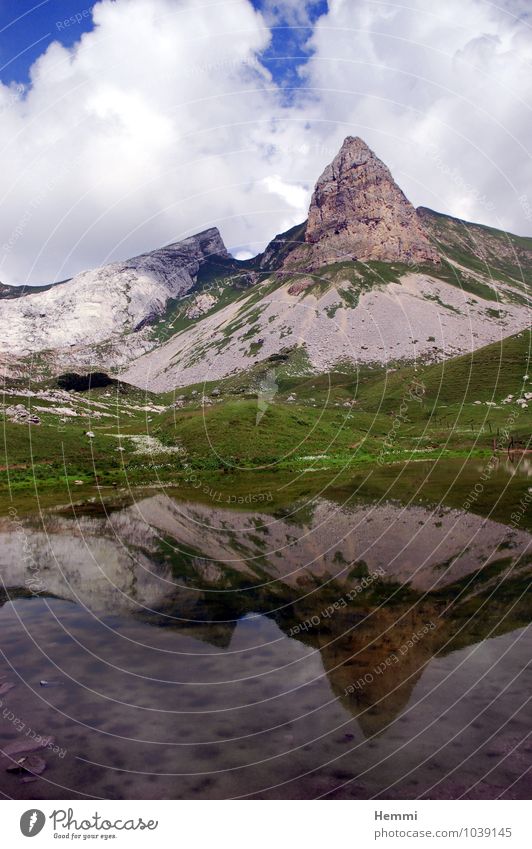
(279, 135), (439, 270)
(162, 227), (229, 262)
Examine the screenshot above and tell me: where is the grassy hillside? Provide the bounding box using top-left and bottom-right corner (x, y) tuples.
(419, 207), (532, 300)
(359, 328), (531, 407)
(155, 398), (383, 469)
(0, 330), (530, 520)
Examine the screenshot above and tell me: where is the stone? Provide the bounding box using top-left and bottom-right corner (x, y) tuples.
(186, 293), (216, 319)
(7, 753), (47, 776)
(285, 137), (439, 270)
(0, 227), (229, 357)
(5, 405), (40, 425)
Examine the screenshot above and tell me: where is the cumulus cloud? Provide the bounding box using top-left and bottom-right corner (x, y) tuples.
(0, 0), (306, 284)
(260, 174), (309, 210)
(0, 0), (531, 285)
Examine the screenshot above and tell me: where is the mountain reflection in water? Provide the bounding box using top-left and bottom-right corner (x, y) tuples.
(0, 489), (530, 799)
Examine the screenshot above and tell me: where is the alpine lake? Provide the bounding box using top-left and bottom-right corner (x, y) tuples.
(0, 456), (530, 800)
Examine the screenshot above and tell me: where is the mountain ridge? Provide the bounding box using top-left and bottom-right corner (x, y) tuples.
(0, 226), (230, 356)
(0, 138), (530, 388)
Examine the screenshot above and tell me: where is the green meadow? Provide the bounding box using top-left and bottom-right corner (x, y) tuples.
(1, 328), (530, 521)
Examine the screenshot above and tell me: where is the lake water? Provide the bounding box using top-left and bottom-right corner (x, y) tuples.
(0, 459), (531, 799)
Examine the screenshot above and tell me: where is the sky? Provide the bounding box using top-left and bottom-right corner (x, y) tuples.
(0, 0), (531, 285)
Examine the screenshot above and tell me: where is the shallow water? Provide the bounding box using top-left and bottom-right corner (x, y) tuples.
(0, 465), (531, 799)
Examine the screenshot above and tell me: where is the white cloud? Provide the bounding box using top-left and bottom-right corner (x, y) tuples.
(261, 174), (309, 210)
(0, 0), (531, 286)
(258, 0), (325, 27)
(0, 0), (296, 284)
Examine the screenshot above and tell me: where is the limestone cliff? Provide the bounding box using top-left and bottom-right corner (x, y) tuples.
(283, 136), (439, 269)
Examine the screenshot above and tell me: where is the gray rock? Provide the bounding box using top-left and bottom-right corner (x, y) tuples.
(286, 136), (439, 269)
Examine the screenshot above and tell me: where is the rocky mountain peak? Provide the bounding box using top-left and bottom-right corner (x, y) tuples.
(0, 226), (231, 357)
(284, 136), (439, 268)
(146, 227), (229, 274)
(169, 226), (229, 263)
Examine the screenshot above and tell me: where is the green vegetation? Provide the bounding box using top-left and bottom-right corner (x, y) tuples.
(147, 262), (256, 344)
(1, 329), (530, 527)
(358, 327), (531, 410)
(419, 206), (532, 302)
(255, 220), (308, 271)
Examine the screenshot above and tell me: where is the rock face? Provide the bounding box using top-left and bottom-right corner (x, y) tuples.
(186, 292), (217, 319)
(0, 228), (228, 355)
(284, 136), (439, 269)
(5, 404), (40, 425)
(2, 135), (531, 386)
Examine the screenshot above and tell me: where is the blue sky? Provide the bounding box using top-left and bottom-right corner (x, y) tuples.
(250, 0), (328, 89)
(0, 0), (94, 83)
(0, 0), (328, 86)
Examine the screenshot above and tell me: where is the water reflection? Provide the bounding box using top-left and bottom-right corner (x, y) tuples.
(0, 490), (530, 799)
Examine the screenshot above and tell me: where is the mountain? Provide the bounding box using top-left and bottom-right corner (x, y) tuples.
(0, 227), (230, 358)
(281, 136), (440, 268)
(0, 137), (530, 390)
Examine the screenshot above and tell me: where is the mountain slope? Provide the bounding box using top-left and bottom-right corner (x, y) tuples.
(282, 136), (440, 268)
(122, 256), (530, 390)
(0, 137), (530, 389)
(120, 141), (531, 390)
(0, 227), (229, 357)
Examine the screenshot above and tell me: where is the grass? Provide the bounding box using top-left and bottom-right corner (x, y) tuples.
(147, 268), (253, 344)
(419, 206), (532, 301)
(358, 328), (530, 404)
(1, 328), (530, 525)
(155, 398), (383, 469)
